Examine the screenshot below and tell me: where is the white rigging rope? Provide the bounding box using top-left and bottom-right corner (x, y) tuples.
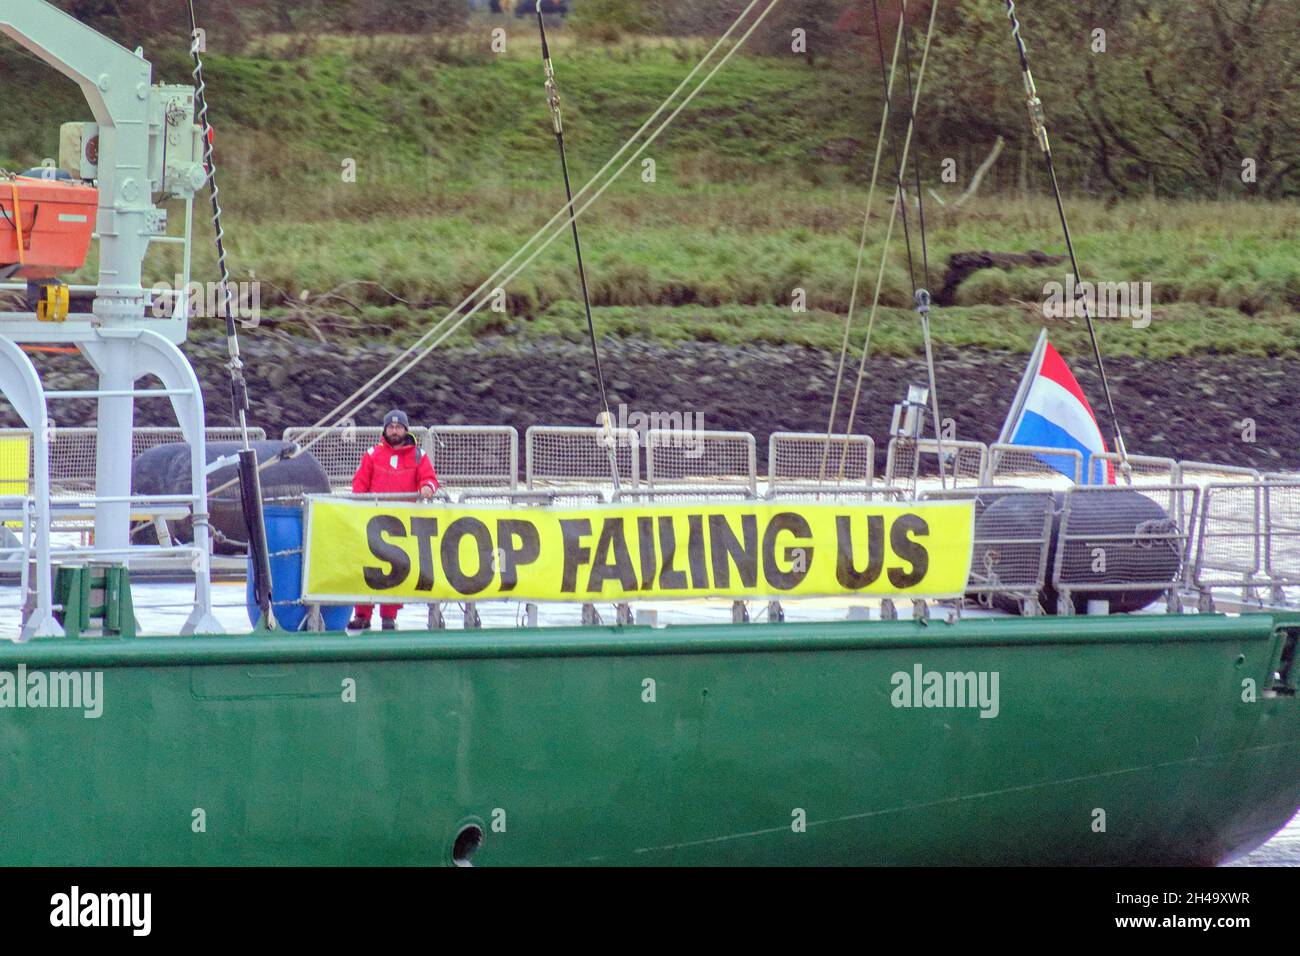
(835, 0), (941, 480)
(817, 7), (908, 484)
(294, 0), (777, 458)
(207, 0), (783, 498)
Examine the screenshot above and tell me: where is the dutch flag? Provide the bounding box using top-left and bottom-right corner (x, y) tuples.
(1000, 331), (1115, 484)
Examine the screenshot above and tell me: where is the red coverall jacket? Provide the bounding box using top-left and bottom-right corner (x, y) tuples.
(350, 437), (439, 622)
(352, 438), (440, 496)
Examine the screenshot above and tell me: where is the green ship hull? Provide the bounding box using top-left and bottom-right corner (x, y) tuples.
(2, 612), (1297, 866)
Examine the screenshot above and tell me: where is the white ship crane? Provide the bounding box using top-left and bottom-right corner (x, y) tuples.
(0, 0), (219, 637)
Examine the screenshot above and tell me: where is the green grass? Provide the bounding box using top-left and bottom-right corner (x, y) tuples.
(178, 191), (1300, 326)
(4, 34), (1298, 358)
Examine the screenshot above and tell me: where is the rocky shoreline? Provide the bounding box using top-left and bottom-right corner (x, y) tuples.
(11, 336), (1299, 472)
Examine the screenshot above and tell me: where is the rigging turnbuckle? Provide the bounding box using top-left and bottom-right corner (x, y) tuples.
(1022, 73), (1049, 154)
(543, 59), (563, 136)
(1005, 1), (1050, 153)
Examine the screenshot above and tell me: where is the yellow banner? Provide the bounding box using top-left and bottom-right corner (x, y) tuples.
(0, 433), (29, 498)
(302, 498), (974, 603)
(0, 433), (30, 528)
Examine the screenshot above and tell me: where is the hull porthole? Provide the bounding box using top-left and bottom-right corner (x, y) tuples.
(452, 823), (485, 867)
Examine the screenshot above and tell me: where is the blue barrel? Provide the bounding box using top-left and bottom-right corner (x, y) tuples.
(246, 504), (352, 632)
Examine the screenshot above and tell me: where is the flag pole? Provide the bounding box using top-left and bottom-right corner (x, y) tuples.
(996, 328), (1047, 446)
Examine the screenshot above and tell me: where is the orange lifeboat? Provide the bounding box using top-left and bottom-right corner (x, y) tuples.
(0, 174), (99, 281)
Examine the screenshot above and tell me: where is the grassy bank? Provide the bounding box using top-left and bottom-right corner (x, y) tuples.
(138, 191), (1300, 359)
(217, 193), (1300, 313)
(3, 35), (1297, 358)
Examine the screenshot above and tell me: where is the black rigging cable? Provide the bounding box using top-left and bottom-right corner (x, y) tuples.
(199, 0), (783, 504)
(188, 0), (276, 628)
(1004, 0), (1131, 478)
(534, 4), (622, 494)
(895, 1), (932, 293)
(186, 1), (251, 443)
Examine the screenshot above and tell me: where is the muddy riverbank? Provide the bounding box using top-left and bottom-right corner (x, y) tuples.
(11, 336), (1298, 472)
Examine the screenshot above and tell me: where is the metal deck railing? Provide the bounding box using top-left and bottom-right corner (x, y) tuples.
(645, 428), (756, 499)
(5, 421), (1299, 627)
(525, 425), (640, 491)
(921, 487), (1056, 614)
(1193, 480), (1300, 608)
(886, 437), (989, 489)
(1051, 483), (1198, 614)
(987, 443), (1082, 488)
(767, 432), (875, 495)
(282, 425), (430, 493)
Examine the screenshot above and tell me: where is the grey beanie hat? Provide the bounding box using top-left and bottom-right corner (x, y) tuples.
(382, 409), (410, 429)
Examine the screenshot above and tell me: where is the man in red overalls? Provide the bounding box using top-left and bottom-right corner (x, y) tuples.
(347, 409), (439, 632)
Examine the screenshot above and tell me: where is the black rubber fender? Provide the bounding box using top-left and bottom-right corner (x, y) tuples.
(974, 489), (1182, 614)
(130, 440), (331, 555)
